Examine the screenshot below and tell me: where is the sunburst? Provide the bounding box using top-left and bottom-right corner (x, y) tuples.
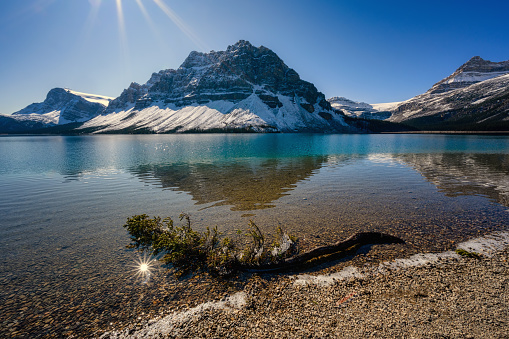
(130, 252), (157, 284)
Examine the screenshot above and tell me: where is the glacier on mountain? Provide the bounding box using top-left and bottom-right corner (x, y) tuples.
(327, 96), (393, 120)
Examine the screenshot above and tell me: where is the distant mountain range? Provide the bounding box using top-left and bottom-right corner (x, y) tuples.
(1, 42), (508, 134)
(331, 56), (509, 131)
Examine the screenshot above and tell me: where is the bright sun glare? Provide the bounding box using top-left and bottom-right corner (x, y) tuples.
(131, 253), (156, 284)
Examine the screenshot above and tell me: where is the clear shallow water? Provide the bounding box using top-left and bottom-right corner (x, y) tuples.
(0, 134), (508, 337)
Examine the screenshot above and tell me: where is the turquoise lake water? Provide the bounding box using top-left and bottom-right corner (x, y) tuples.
(1, 133), (508, 336)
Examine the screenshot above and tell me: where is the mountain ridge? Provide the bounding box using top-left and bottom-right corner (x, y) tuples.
(427, 56), (509, 95)
(80, 40), (356, 133)
(386, 56), (509, 130)
(0, 88), (112, 133)
(3, 44), (507, 134)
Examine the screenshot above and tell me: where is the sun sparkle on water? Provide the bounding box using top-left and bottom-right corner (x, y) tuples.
(130, 253), (156, 284)
(139, 263), (149, 272)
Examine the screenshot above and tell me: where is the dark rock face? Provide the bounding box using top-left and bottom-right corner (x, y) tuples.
(318, 112), (333, 121)
(257, 93), (283, 108)
(106, 40), (332, 113)
(14, 88), (105, 124)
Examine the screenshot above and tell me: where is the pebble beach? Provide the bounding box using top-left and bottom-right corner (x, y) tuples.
(102, 232), (509, 339)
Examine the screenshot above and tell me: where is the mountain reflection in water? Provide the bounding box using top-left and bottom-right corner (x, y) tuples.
(127, 152), (509, 213)
(129, 156), (329, 211)
(395, 153), (509, 208)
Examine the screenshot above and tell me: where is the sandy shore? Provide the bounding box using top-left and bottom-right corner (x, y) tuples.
(101, 232), (509, 339)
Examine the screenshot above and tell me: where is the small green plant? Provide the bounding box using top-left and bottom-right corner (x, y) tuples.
(123, 213), (297, 276)
(455, 248), (481, 259)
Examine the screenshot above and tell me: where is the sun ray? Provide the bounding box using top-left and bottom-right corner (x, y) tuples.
(152, 0), (209, 51)
(115, 0), (131, 78)
(115, 0), (127, 50)
(135, 0), (168, 47)
(135, 0), (154, 27)
(83, 0), (102, 40)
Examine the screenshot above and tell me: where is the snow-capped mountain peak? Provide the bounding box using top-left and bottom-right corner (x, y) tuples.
(427, 56), (509, 94)
(387, 55), (509, 130)
(82, 40), (354, 133)
(66, 89), (114, 107)
(10, 88), (109, 126)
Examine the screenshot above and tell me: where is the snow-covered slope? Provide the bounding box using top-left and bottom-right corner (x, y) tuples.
(370, 101), (403, 112)
(388, 73), (509, 128)
(387, 56), (509, 130)
(67, 90), (114, 107)
(80, 41), (355, 133)
(427, 56), (509, 94)
(11, 88), (111, 126)
(82, 93), (350, 133)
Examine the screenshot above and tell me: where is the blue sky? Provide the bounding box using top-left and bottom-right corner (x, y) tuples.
(1, 0), (508, 114)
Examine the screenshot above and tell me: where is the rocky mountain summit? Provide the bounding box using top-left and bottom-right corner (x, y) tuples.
(81, 40), (354, 133)
(387, 56), (509, 130)
(108, 40), (332, 112)
(427, 56), (509, 94)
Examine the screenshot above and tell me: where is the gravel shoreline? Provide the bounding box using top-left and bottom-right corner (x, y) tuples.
(104, 233), (509, 338)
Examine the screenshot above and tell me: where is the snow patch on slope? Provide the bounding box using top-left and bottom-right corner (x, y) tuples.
(328, 97), (394, 120)
(80, 93), (347, 133)
(67, 89), (114, 106)
(444, 71), (509, 85)
(389, 73), (509, 122)
(370, 101), (404, 111)
(8, 110), (67, 125)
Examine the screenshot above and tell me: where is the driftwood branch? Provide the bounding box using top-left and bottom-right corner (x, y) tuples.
(239, 232), (405, 272)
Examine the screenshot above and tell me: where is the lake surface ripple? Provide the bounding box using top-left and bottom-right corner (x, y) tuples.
(0, 134), (508, 337)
